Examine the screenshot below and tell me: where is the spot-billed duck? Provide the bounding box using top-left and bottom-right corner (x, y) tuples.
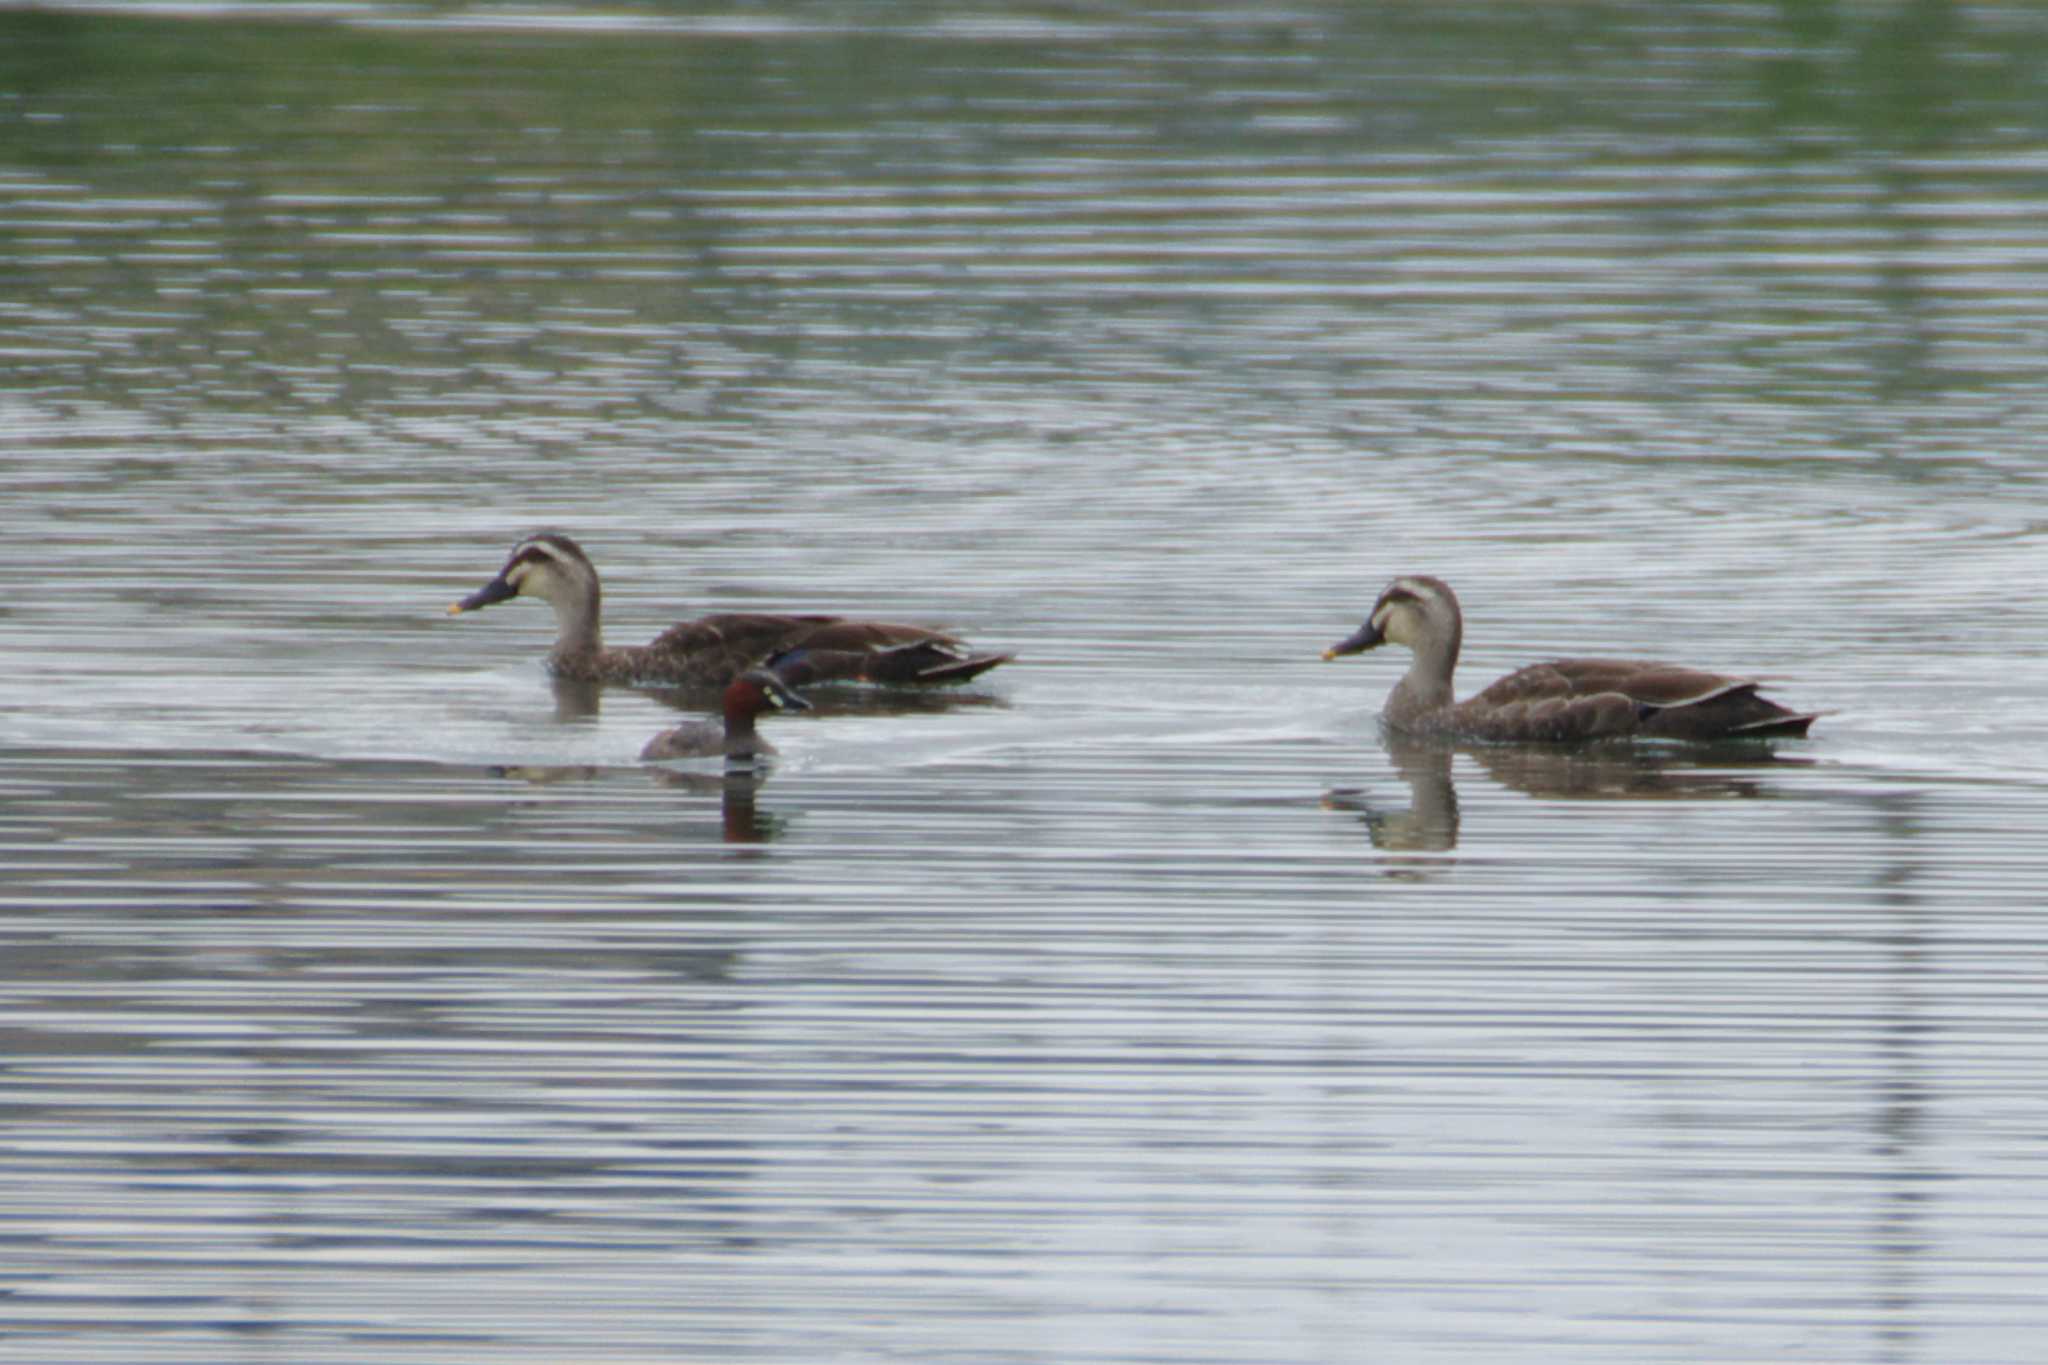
(1324, 574), (1819, 742)
(448, 532), (1010, 689)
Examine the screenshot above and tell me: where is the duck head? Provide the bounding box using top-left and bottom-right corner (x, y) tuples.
(448, 532), (599, 618)
(1324, 574), (1462, 661)
(727, 668), (812, 722)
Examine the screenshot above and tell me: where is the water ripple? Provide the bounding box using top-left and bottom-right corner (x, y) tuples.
(6, 3), (2048, 1362)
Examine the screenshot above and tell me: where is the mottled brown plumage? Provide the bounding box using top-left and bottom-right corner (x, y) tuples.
(1324, 575), (1819, 742)
(448, 532), (1010, 690)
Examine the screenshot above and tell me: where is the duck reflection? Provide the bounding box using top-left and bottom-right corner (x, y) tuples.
(1329, 734), (1815, 860)
(1325, 738), (1461, 855)
(646, 768), (787, 844)
(552, 673), (1009, 724)
(487, 762), (605, 785)
(1463, 741), (1809, 802)
(550, 677), (604, 722)
(486, 764), (786, 843)
(642, 680), (1009, 721)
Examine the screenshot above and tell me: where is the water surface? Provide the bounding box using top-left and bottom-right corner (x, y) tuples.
(5, 4), (2048, 1362)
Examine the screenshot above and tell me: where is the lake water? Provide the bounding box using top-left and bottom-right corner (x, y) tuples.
(5, 3), (2048, 1361)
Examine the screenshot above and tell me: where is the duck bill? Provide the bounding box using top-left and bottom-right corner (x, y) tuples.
(447, 573), (517, 615)
(1322, 621), (1385, 660)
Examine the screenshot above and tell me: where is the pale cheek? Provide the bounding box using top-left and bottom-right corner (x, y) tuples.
(1376, 608), (1415, 647)
(510, 564), (561, 600)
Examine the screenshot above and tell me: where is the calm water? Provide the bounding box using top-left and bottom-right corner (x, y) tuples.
(5, 3), (2048, 1361)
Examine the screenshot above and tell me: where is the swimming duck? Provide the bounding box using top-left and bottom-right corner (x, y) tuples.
(640, 668), (810, 763)
(448, 532), (1011, 689)
(1324, 574), (1819, 742)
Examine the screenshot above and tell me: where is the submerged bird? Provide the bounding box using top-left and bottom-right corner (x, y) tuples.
(1324, 574), (1819, 742)
(640, 668), (810, 763)
(448, 532), (1010, 689)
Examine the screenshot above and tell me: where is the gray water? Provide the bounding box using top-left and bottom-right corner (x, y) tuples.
(5, 3), (2048, 1362)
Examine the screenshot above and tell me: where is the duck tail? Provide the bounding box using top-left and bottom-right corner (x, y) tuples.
(765, 643), (1012, 687)
(1729, 711), (1823, 739)
(861, 642), (1012, 685)
(898, 650), (1012, 685)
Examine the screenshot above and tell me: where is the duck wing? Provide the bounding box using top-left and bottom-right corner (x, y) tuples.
(650, 615), (1009, 687)
(1474, 658), (1719, 703)
(643, 613), (843, 686)
(1469, 659), (1816, 741)
(770, 618), (1012, 686)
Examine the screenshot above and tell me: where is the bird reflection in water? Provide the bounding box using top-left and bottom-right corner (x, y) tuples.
(550, 677), (605, 722)
(1324, 738), (1461, 874)
(647, 768), (787, 844)
(533, 673), (1009, 843)
(1327, 735), (1817, 868)
(486, 764), (786, 843)
(553, 675), (1009, 722)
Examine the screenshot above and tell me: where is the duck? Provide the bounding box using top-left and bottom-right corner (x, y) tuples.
(1323, 574), (1819, 742)
(640, 668), (810, 763)
(448, 532), (1011, 689)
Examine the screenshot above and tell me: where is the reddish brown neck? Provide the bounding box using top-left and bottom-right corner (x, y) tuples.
(722, 677), (766, 737)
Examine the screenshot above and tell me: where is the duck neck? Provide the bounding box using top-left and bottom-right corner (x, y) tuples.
(546, 578), (603, 663)
(722, 685), (763, 748)
(1389, 635), (1458, 721)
